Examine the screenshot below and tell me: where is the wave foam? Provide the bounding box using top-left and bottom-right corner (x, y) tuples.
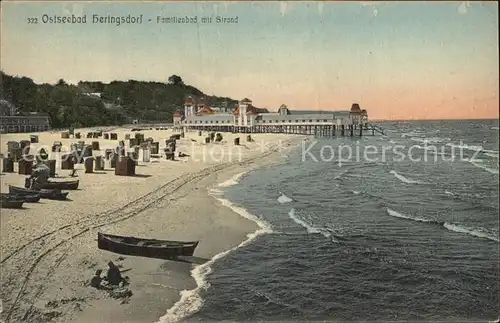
(386, 208), (498, 242)
(389, 170), (423, 184)
(470, 160), (499, 175)
(444, 190), (457, 197)
(443, 223), (499, 242)
(217, 172), (248, 188)
(288, 208), (338, 242)
(386, 208), (433, 223)
(411, 137), (449, 144)
(277, 192), (294, 204)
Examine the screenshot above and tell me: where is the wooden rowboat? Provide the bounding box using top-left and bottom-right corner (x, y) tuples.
(97, 232), (199, 260)
(0, 193), (40, 203)
(0, 198), (24, 209)
(9, 185), (69, 200)
(40, 179), (79, 190)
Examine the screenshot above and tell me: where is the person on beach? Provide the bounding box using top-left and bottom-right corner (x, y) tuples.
(90, 269), (103, 289)
(27, 162), (50, 189)
(106, 261), (123, 286)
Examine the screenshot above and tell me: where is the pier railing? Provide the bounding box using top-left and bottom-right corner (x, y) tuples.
(180, 123), (385, 137)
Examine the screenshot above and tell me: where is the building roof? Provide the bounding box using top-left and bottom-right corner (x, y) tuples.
(184, 96), (194, 105)
(289, 109), (351, 116)
(350, 103), (362, 113)
(232, 104), (268, 116)
(185, 114), (233, 122)
(196, 106), (215, 115)
(260, 113), (338, 121)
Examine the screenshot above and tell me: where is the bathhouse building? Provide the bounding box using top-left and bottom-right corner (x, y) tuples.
(177, 96), (369, 136)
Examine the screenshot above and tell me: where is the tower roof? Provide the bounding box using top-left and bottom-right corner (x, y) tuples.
(196, 106), (215, 115)
(184, 96), (194, 105)
(350, 103), (362, 113)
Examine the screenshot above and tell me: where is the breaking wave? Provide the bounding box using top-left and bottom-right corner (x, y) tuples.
(386, 208), (498, 242)
(277, 192), (294, 204)
(288, 208), (339, 243)
(157, 174), (272, 323)
(469, 160), (499, 175)
(389, 170), (423, 184)
(217, 172), (248, 188)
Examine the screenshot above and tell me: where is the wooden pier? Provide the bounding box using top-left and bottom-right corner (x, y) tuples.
(178, 123), (384, 138)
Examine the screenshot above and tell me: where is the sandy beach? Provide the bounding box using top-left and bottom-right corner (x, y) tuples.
(0, 127), (305, 323)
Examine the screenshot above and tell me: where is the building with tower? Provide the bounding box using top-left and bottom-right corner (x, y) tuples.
(175, 96), (370, 136)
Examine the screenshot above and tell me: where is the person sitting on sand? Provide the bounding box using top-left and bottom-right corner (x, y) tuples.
(28, 162), (50, 189)
(106, 261), (122, 286)
(90, 269), (103, 289)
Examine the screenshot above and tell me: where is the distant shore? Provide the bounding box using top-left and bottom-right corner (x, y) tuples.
(0, 127), (305, 323)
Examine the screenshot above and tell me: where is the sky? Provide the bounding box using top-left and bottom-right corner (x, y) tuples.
(1, 1), (498, 120)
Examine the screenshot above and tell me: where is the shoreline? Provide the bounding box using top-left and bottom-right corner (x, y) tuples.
(0, 127), (306, 323)
(71, 134), (305, 323)
(159, 169), (276, 323)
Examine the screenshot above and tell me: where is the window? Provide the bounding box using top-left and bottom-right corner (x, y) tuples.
(262, 120), (266, 123)
(317, 119), (321, 122)
(324, 119), (328, 122)
(302, 120), (306, 123)
(215, 120), (219, 124)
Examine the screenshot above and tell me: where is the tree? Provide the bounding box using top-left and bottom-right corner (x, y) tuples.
(168, 75), (184, 85)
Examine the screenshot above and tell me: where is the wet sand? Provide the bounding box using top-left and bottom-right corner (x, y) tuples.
(0, 127), (304, 323)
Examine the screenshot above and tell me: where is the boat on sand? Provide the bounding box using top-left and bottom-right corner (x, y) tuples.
(0, 192), (40, 203)
(9, 185), (69, 200)
(39, 179), (79, 190)
(0, 195), (24, 209)
(97, 232), (199, 260)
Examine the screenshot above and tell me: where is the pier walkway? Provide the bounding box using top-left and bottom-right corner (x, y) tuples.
(177, 123), (384, 138)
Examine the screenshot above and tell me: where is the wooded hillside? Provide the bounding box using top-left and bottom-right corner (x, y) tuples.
(0, 72), (237, 128)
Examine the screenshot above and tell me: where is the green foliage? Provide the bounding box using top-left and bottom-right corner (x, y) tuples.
(0, 72), (236, 128)
(167, 75), (183, 85)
